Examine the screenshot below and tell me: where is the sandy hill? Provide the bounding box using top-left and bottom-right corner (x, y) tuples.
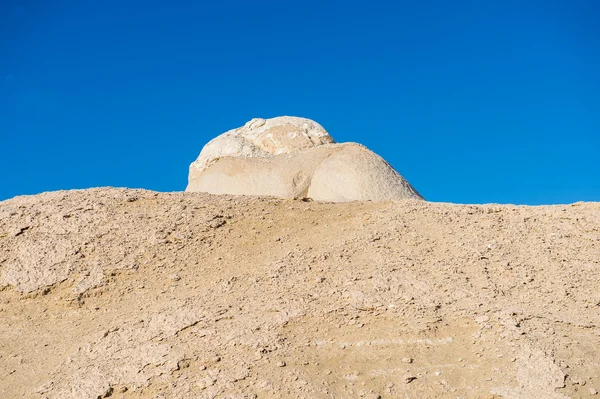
(1, 188), (599, 398)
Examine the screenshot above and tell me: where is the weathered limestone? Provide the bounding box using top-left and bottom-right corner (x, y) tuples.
(186, 116), (423, 202)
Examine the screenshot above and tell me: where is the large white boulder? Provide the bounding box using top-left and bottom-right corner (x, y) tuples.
(186, 117), (423, 202)
(188, 116), (334, 177)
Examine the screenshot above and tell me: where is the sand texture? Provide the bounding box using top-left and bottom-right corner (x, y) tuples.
(0, 188), (599, 398)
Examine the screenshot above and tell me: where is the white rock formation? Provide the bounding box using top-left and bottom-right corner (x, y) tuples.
(189, 116), (334, 177)
(186, 116), (423, 202)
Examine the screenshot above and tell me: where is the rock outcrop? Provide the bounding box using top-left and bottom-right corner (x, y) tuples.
(186, 116), (423, 202)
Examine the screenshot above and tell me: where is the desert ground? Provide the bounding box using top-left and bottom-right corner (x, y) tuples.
(1, 188), (599, 398)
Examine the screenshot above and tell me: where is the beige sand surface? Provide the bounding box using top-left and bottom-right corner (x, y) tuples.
(1, 188), (599, 398)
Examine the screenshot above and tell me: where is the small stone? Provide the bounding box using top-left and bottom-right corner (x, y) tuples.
(572, 376), (586, 386)
(344, 372), (360, 381)
(402, 357), (413, 364)
(589, 387), (598, 395)
(178, 359), (191, 369)
(404, 375), (417, 384)
(170, 274), (181, 281)
(559, 360), (569, 368)
(197, 376), (216, 390)
(277, 360), (286, 367)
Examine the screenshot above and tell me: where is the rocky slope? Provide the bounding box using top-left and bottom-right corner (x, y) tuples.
(0, 188), (599, 398)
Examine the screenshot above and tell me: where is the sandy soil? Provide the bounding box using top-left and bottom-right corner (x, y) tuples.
(0, 188), (599, 398)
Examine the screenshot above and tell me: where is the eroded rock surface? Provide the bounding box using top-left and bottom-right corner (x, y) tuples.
(1, 188), (599, 398)
(186, 116), (423, 202)
(188, 116), (334, 177)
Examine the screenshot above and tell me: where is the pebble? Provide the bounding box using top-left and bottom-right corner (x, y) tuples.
(197, 377), (216, 390)
(402, 357), (413, 364)
(404, 375), (417, 384)
(589, 387), (598, 395)
(277, 361), (286, 367)
(572, 376), (586, 386)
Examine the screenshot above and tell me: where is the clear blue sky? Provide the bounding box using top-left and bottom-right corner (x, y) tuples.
(1, 0), (599, 204)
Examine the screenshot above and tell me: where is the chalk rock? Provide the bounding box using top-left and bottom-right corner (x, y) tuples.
(186, 117), (423, 202)
(189, 116), (333, 177)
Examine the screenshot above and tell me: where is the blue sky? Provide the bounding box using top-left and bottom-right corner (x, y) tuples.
(1, 0), (599, 204)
